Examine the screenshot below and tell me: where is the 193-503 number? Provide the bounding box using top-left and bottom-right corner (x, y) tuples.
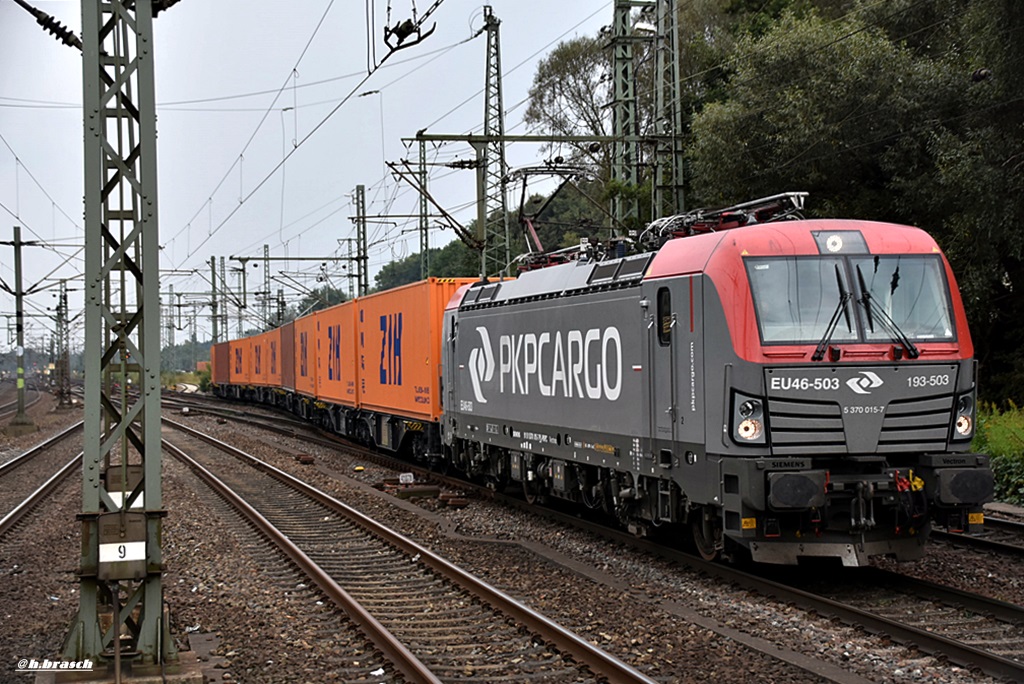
(907, 374), (950, 388)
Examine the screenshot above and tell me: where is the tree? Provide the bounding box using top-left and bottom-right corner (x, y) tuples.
(372, 239), (479, 291)
(685, 1), (1024, 401)
(524, 36), (612, 174)
(687, 10), (940, 218)
(294, 285), (346, 316)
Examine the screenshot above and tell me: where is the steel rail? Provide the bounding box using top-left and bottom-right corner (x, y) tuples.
(0, 452), (81, 538)
(184, 393), (1024, 682)
(0, 385), (42, 419)
(163, 417), (658, 684)
(853, 566), (1024, 624)
(162, 436), (442, 684)
(0, 421), (83, 476)
(489, 487), (1024, 683)
(932, 518), (1024, 557)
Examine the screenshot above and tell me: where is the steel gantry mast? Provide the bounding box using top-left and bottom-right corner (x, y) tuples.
(610, 0), (645, 230)
(653, 0), (684, 217)
(65, 0), (172, 669)
(352, 185), (369, 296)
(55, 278), (72, 408)
(481, 5), (509, 277)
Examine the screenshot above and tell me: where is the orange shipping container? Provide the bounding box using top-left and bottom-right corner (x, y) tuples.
(251, 328), (282, 388)
(210, 342), (230, 385)
(356, 278), (475, 421)
(315, 302), (358, 407)
(280, 321), (296, 392)
(293, 313), (317, 398)
(228, 337), (251, 386)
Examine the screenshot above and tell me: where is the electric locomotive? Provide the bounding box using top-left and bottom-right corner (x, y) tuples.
(441, 193), (993, 565)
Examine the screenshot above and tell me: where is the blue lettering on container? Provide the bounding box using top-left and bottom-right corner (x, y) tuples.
(379, 313), (403, 385)
(328, 324), (342, 380)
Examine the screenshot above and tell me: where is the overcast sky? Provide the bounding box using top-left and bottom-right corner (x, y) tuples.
(0, 0), (610, 350)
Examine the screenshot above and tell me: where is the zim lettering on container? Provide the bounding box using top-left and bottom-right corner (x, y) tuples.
(254, 346), (262, 375)
(328, 324), (342, 380)
(380, 313), (403, 386)
(234, 348), (242, 375)
(299, 332), (309, 378)
(270, 341), (277, 375)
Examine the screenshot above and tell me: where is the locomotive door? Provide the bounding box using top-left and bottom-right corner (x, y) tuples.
(649, 285), (678, 462)
(441, 311), (458, 439)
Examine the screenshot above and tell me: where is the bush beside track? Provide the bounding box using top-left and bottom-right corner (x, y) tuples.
(976, 404), (1024, 506)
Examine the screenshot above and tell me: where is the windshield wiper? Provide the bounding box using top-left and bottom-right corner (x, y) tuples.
(812, 264), (853, 361)
(855, 265), (920, 359)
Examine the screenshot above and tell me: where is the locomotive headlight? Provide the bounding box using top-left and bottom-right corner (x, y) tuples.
(738, 418), (763, 440)
(953, 392), (975, 439)
(955, 415), (972, 436)
(739, 399), (763, 419)
(731, 393), (766, 445)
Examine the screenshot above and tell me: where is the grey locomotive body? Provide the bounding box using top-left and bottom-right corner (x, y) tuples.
(442, 217), (992, 565)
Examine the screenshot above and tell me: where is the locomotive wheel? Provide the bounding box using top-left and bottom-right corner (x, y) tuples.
(522, 475), (543, 505)
(692, 515), (721, 562)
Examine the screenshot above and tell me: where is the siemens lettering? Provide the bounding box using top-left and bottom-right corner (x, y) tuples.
(497, 327), (621, 400)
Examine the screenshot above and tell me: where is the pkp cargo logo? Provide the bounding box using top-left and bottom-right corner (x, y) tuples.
(847, 371), (883, 395)
(468, 326), (495, 403)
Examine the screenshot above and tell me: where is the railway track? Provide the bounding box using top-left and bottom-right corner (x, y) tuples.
(0, 422), (83, 537)
(933, 517), (1024, 557)
(162, 417), (657, 684)
(0, 384), (42, 421)
(172, 395), (1024, 681)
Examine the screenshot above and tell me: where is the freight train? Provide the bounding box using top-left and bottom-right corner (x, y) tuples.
(211, 193), (994, 566)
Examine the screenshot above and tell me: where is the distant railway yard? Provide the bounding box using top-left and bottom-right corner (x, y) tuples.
(1, 388), (1022, 684)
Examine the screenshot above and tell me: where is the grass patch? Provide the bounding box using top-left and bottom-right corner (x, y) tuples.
(974, 404), (1024, 506)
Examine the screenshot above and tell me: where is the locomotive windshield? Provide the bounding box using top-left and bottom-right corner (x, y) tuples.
(850, 255), (954, 341)
(746, 255), (955, 344)
(746, 257), (858, 343)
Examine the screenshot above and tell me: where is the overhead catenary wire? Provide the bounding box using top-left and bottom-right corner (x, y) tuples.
(164, 0), (339, 253)
(168, 2), (614, 282)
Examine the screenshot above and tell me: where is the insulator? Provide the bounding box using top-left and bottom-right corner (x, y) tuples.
(32, 9), (82, 50)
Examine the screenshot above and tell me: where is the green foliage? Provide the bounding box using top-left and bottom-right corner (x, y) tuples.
(974, 404), (1024, 505)
(684, 0), (1024, 403)
(373, 239), (480, 291)
(524, 35), (612, 174)
(725, 0), (817, 38)
(161, 338), (212, 373)
(160, 369), (207, 392)
(689, 10), (929, 217)
(295, 285), (347, 316)
(528, 178), (612, 251)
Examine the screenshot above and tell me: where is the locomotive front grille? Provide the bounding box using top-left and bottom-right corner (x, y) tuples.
(767, 398), (846, 455)
(766, 394), (954, 455)
(877, 394), (953, 453)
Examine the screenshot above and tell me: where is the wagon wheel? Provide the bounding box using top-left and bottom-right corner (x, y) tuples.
(522, 474), (543, 505)
(521, 456), (544, 505)
(692, 513), (721, 562)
